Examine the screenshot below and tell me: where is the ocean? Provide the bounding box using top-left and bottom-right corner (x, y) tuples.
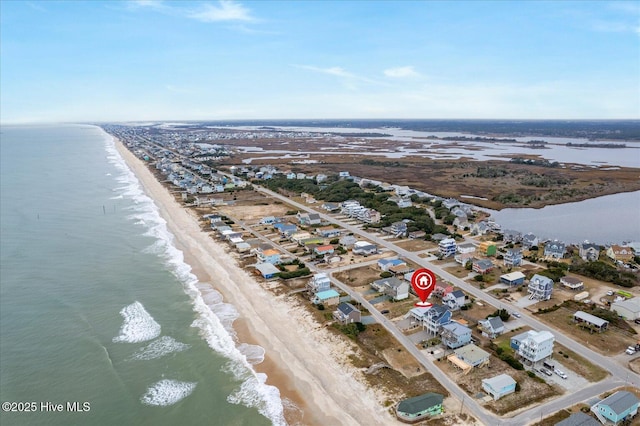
(0, 125), (282, 426)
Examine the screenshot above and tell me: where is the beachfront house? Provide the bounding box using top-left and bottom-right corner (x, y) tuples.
(395, 393), (444, 422)
(307, 273), (331, 293)
(333, 302), (361, 325)
(254, 263), (280, 280)
(482, 374), (517, 401)
(528, 274), (553, 301)
(312, 289), (340, 306)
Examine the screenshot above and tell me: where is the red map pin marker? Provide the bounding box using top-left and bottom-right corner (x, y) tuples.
(411, 268), (436, 307)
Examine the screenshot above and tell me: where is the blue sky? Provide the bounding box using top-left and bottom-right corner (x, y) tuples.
(1, 0), (639, 123)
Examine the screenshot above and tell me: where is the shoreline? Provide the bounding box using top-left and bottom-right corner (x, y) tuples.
(113, 139), (396, 425)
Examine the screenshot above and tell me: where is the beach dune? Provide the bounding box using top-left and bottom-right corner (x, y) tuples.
(115, 140), (396, 425)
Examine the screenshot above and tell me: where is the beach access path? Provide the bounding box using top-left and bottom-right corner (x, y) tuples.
(114, 140), (397, 426)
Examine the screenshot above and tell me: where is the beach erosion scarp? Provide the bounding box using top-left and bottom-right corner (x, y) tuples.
(112, 137), (395, 426)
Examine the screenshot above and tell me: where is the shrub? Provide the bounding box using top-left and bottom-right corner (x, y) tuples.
(380, 271), (393, 278)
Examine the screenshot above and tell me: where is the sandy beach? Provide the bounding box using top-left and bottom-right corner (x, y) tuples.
(115, 140), (397, 425)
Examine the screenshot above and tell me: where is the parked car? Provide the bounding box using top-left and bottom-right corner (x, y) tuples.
(554, 369), (568, 379)
(626, 346), (636, 355)
(606, 290), (614, 296)
(512, 312), (521, 318)
(634, 318), (640, 325)
(540, 368), (553, 376)
(380, 310), (390, 315)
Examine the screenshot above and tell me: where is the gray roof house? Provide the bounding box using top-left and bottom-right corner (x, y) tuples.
(479, 316), (505, 339)
(333, 302), (361, 324)
(443, 290), (466, 310)
(590, 390), (640, 425)
(522, 233), (539, 249)
(544, 240), (567, 259)
(579, 242), (601, 261)
(555, 412), (600, 426)
(574, 311), (609, 332)
(528, 274), (554, 301)
(502, 229), (522, 243)
(371, 277), (410, 301)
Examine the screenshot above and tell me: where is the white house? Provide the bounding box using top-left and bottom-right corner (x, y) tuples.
(514, 330), (555, 364)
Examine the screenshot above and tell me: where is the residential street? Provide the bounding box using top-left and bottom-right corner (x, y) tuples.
(253, 183), (640, 425)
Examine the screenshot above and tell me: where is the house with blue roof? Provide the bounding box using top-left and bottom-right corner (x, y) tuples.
(591, 390), (639, 425)
(312, 289), (341, 306)
(378, 258), (407, 272)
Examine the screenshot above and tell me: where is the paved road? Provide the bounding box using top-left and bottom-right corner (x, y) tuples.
(250, 183), (640, 425)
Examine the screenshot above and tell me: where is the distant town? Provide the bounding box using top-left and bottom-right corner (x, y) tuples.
(105, 122), (640, 426)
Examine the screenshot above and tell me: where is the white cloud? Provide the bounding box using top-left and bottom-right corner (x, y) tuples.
(188, 1), (254, 22)
(383, 66), (420, 78)
(592, 20), (640, 34)
(292, 64), (384, 88)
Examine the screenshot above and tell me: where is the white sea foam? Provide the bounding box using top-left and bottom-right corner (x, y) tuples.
(113, 301), (161, 343)
(102, 130), (287, 425)
(140, 379), (197, 406)
(129, 336), (191, 361)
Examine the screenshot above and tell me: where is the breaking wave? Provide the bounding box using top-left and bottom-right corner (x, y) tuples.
(104, 132), (287, 425)
(113, 301), (161, 344)
(129, 336), (190, 361)
(140, 379), (197, 406)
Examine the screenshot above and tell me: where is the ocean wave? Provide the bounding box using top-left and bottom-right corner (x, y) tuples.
(129, 336), (191, 361)
(140, 379), (197, 406)
(102, 131), (287, 425)
(113, 301), (161, 344)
